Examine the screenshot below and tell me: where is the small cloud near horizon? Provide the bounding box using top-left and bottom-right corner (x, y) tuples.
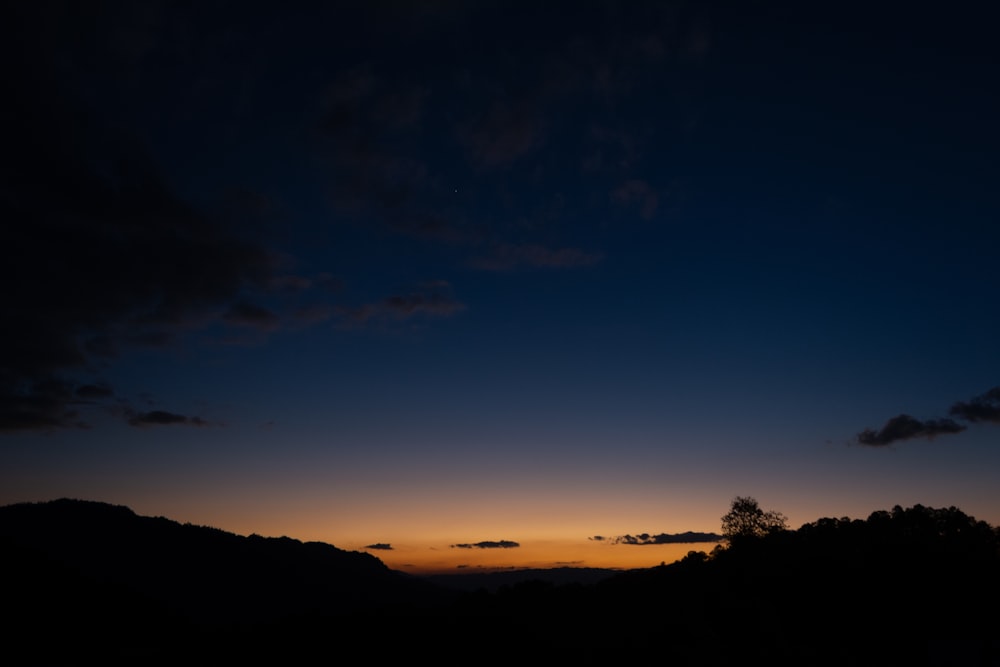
(126, 410), (214, 429)
(364, 543), (393, 551)
(451, 540), (520, 549)
(590, 531), (722, 545)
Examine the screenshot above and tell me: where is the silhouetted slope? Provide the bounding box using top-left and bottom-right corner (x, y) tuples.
(426, 505), (1000, 665)
(585, 504), (1000, 665)
(4, 500), (999, 665)
(0, 498), (454, 663)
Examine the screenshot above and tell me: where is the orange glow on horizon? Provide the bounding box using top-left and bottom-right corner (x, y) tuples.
(346, 537), (721, 575)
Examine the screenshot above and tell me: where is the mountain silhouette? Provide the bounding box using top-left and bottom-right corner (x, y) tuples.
(1, 498), (453, 663)
(4, 499), (1000, 665)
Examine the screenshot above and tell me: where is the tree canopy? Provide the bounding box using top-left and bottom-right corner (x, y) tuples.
(720, 496), (788, 544)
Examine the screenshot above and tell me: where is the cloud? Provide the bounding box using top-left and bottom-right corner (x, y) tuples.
(856, 414), (966, 447)
(0, 21), (305, 432)
(317, 68), (490, 251)
(949, 387), (1000, 424)
(125, 410), (213, 429)
(469, 243), (603, 271)
(613, 179), (659, 220)
(0, 380), (89, 433)
(381, 293), (465, 319)
(74, 384), (115, 400)
(338, 282), (465, 325)
(591, 531), (723, 545)
(269, 274), (316, 294)
(855, 386), (1000, 447)
(364, 543), (393, 551)
(223, 301), (281, 331)
(293, 304), (336, 326)
(314, 12), (678, 260)
(451, 540), (520, 549)
(322, 66), (428, 136)
(319, 67), (436, 220)
(0, 2), (714, 433)
(457, 102), (542, 168)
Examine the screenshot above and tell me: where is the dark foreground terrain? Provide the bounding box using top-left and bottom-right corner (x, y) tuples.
(3, 499), (999, 665)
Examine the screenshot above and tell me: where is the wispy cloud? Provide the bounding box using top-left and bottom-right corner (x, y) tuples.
(0, 380), (88, 432)
(856, 414), (966, 446)
(949, 387), (1000, 424)
(855, 386), (1000, 446)
(74, 384), (115, 400)
(0, 1), (714, 434)
(612, 179), (659, 220)
(457, 102), (542, 168)
(469, 243), (603, 271)
(589, 531), (722, 545)
(451, 540), (520, 549)
(125, 410), (213, 429)
(0, 40), (299, 432)
(364, 543), (393, 551)
(337, 282), (465, 326)
(223, 301), (281, 331)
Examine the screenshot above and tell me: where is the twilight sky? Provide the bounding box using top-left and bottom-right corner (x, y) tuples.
(3, 0), (999, 574)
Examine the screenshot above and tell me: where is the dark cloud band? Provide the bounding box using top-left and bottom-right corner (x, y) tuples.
(590, 531), (722, 545)
(856, 414), (966, 446)
(451, 540), (520, 549)
(855, 386), (1000, 447)
(949, 387), (1000, 424)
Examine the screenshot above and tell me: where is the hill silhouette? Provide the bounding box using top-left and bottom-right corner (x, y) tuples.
(585, 504), (1000, 665)
(0, 498), (453, 663)
(3, 499), (999, 665)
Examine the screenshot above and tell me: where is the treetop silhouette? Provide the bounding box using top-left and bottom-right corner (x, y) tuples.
(720, 495), (788, 545)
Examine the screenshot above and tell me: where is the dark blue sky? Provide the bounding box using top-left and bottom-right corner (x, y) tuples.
(3, 1), (999, 571)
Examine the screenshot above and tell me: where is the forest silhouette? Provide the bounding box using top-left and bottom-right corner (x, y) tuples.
(2, 498), (998, 665)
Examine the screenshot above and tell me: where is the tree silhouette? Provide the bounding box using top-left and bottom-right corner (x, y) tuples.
(720, 496), (787, 545)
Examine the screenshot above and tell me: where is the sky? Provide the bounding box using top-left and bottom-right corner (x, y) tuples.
(3, 0), (999, 575)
